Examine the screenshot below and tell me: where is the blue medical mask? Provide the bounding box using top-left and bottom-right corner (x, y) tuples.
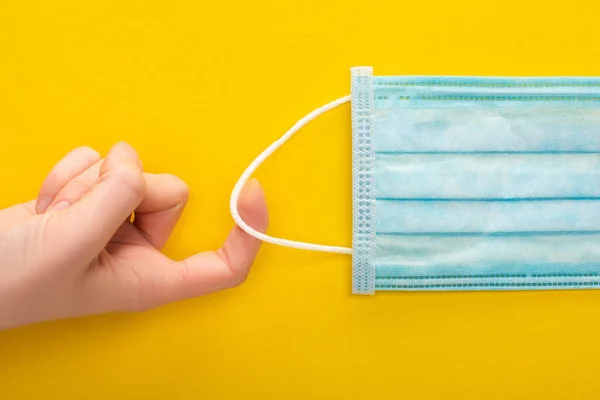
(230, 66), (600, 295)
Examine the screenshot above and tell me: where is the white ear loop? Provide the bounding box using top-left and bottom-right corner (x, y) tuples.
(230, 95), (353, 254)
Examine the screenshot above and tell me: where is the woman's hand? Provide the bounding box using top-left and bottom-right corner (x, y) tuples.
(0, 142), (268, 330)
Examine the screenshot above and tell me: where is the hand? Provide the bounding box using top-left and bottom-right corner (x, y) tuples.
(0, 142), (268, 330)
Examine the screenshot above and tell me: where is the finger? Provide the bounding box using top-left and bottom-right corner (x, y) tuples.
(36, 146), (101, 213)
(170, 178), (268, 300)
(124, 178), (268, 310)
(134, 174), (189, 249)
(60, 142), (147, 260)
(48, 163), (189, 249)
(46, 159), (102, 211)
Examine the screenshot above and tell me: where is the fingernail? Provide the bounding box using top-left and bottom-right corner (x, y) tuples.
(244, 178), (260, 193)
(50, 201), (70, 211)
(37, 197), (52, 214)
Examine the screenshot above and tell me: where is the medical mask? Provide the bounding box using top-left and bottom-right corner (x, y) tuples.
(230, 66), (600, 295)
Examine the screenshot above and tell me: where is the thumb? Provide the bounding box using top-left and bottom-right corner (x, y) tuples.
(62, 142), (146, 261)
(119, 178), (269, 310)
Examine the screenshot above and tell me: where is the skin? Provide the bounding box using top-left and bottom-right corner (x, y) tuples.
(0, 142), (269, 330)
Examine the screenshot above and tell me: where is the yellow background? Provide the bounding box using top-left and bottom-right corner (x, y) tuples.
(1, 1), (600, 398)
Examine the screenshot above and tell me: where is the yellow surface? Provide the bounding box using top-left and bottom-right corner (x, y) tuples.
(1, 0), (600, 398)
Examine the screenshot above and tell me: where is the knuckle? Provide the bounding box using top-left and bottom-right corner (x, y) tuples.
(218, 249), (250, 288)
(111, 167), (146, 198)
(230, 270), (250, 287)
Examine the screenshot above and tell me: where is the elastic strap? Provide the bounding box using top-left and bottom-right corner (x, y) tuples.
(229, 95), (353, 254)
